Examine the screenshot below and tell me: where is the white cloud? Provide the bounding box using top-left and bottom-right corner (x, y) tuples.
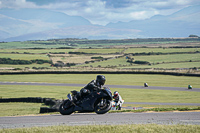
(0, 0), (200, 25)
(0, 0), (37, 9)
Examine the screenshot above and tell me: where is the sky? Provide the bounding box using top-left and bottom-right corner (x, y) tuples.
(0, 0), (200, 25)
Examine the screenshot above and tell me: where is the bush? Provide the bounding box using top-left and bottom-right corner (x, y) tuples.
(91, 56), (104, 60)
(134, 60), (150, 64)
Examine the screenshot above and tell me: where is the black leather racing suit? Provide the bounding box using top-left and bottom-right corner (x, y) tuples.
(80, 80), (101, 98)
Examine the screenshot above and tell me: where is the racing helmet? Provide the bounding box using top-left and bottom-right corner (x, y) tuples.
(96, 75), (106, 86)
(113, 91), (119, 98)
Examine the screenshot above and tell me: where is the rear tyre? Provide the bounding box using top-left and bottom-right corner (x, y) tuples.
(95, 99), (112, 114)
(59, 100), (74, 115)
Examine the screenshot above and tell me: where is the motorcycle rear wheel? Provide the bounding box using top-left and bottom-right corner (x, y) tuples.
(59, 100), (74, 115)
(94, 99), (112, 114)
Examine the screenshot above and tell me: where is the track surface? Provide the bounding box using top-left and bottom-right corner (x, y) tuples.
(1, 112), (200, 129)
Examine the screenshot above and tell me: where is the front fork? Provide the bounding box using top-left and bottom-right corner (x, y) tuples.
(100, 98), (106, 107)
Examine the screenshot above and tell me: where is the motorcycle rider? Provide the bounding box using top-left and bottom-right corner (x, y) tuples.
(144, 82), (148, 87)
(72, 75), (106, 104)
(113, 91), (123, 110)
(80, 75), (106, 97)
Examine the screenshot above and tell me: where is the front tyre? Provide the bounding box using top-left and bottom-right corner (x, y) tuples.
(59, 100), (74, 115)
(94, 99), (112, 114)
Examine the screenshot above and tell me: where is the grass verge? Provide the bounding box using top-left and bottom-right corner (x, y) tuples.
(0, 102), (199, 117)
(1, 124), (200, 133)
(109, 107), (200, 113)
(0, 103), (45, 116)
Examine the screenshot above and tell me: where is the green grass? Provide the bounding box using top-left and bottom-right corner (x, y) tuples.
(121, 62), (200, 69)
(0, 103), (44, 116)
(0, 74), (200, 88)
(0, 63), (51, 69)
(116, 88), (200, 103)
(0, 49), (74, 54)
(77, 53), (200, 68)
(132, 53), (200, 63)
(77, 48), (124, 53)
(1, 47), (200, 69)
(125, 48), (200, 54)
(0, 85), (79, 99)
(1, 74), (199, 117)
(1, 85), (199, 103)
(0, 81), (199, 116)
(1, 124), (200, 133)
(0, 53), (49, 60)
(1, 84), (200, 105)
(0, 42), (71, 49)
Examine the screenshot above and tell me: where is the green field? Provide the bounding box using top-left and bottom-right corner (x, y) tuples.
(0, 48), (74, 54)
(1, 74), (200, 88)
(122, 62), (200, 69)
(0, 53), (49, 60)
(0, 103), (44, 116)
(77, 48), (124, 53)
(0, 42), (68, 49)
(0, 74), (200, 116)
(125, 47), (200, 54)
(0, 63), (51, 69)
(1, 41), (200, 70)
(1, 85), (199, 103)
(78, 57), (130, 67)
(132, 54), (200, 63)
(78, 53), (200, 68)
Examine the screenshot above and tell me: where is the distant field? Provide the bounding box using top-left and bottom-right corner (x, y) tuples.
(1, 39), (200, 49)
(0, 63), (51, 69)
(50, 54), (122, 64)
(77, 57), (129, 67)
(121, 62), (200, 69)
(0, 40), (200, 70)
(125, 48), (200, 53)
(0, 42), (67, 49)
(0, 53), (49, 60)
(77, 48), (124, 53)
(77, 53), (200, 68)
(132, 53), (200, 63)
(0, 49), (74, 54)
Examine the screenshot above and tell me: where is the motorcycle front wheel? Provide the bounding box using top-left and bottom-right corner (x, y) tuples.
(94, 99), (112, 114)
(59, 100), (74, 115)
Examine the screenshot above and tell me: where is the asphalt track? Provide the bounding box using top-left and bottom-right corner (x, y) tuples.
(1, 112), (200, 128)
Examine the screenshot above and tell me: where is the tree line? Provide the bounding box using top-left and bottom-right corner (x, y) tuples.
(34, 37), (200, 45)
(0, 58), (51, 65)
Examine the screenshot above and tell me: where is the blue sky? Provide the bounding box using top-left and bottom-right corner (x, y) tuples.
(0, 0), (200, 25)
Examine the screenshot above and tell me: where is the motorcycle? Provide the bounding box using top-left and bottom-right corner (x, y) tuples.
(144, 83), (148, 87)
(59, 87), (113, 115)
(111, 100), (124, 110)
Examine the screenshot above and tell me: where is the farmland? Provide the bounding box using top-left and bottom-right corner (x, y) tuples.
(0, 38), (200, 74)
